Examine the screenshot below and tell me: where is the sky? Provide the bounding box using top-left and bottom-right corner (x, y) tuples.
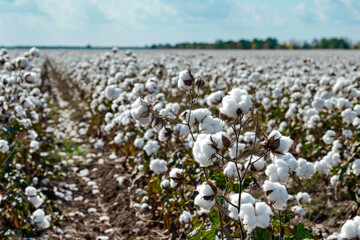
(0, 0), (360, 46)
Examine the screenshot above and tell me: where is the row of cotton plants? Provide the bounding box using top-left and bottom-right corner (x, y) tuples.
(0, 48), (73, 238)
(50, 49), (360, 239)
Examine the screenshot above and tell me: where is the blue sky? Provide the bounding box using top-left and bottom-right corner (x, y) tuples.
(0, 0), (359, 46)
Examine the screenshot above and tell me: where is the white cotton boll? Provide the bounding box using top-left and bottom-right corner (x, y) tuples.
(342, 129), (353, 139)
(219, 96), (239, 118)
(28, 130), (38, 140)
(229, 142), (246, 159)
(94, 139), (104, 149)
(239, 202), (273, 232)
(178, 70), (193, 90)
(174, 124), (189, 136)
(104, 85), (120, 100)
(322, 130), (336, 144)
(130, 98), (152, 127)
(341, 108), (356, 124)
(265, 159), (289, 184)
(0, 139), (9, 153)
(143, 140), (159, 155)
(32, 209), (51, 229)
(228, 193), (255, 220)
(278, 153), (298, 173)
(16, 57), (29, 69)
(200, 116), (224, 134)
(352, 159), (360, 175)
(25, 186), (37, 196)
(296, 158), (315, 179)
(296, 192), (311, 204)
(145, 77), (158, 94)
(144, 129), (155, 140)
(263, 180), (288, 210)
(237, 94), (253, 114)
(194, 182), (216, 211)
(160, 179), (170, 188)
(134, 137), (145, 148)
(291, 206), (306, 221)
(23, 72), (37, 84)
(331, 140), (342, 152)
(245, 155), (265, 171)
(267, 130), (293, 154)
(223, 162), (242, 178)
(314, 160), (332, 174)
(336, 98), (352, 110)
(30, 140), (39, 153)
(158, 128), (172, 142)
(206, 91), (224, 106)
(339, 219), (360, 240)
(179, 211), (192, 224)
(149, 159), (167, 174)
(330, 175), (340, 185)
(169, 168), (183, 188)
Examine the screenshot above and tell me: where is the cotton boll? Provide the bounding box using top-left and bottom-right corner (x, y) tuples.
(179, 211), (192, 224)
(178, 70), (193, 90)
(228, 193), (255, 220)
(263, 180), (288, 210)
(32, 209), (51, 229)
(342, 129), (353, 139)
(206, 91), (224, 106)
(143, 140), (159, 155)
(229, 142), (246, 159)
(194, 182), (216, 211)
(134, 137), (145, 148)
(239, 202), (273, 232)
(330, 175), (340, 185)
(296, 192), (311, 204)
(219, 96), (239, 118)
(331, 140), (342, 152)
(265, 159), (289, 184)
(223, 162), (242, 178)
(341, 108), (356, 124)
(245, 155), (265, 171)
(291, 206), (306, 221)
(158, 127), (172, 142)
(169, 168), (184, 188)
(199, 116), (224, 134)
(296, 158), (315, 179)
(322, 130), (336, 144)
(160, 179), (170, 188)
(352, 159), (360, 175)
(144, 129), (155, 140)
(130, 98), (152, 127)
(174, 124), (189, 137)
(149, 159), (167, 174)
(0, 139), (9, 153)
(30, 140), (39, 153)
(266, 130), (293, 155)
(339, 219), (360, 240)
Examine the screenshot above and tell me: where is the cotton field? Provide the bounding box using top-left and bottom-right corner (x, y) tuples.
(1, 48), (360, 239)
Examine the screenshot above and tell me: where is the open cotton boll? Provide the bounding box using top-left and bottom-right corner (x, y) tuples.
(134, 137), (145, 148)
(219, 96), (239, 118)
(342, 129), (353, 139)
(276, 153), (298, 173)
(330, 175), (340, 185)
(206, 91), (224, 106)
(228, 193), (255, 220)
(266, 130), (293, 156)
(178, 70), (193, 90)
(291, 206), (306, 221)
(245, 155), (265, 171)
(174, 124), (189, 137)
(130, 98), (152, 127)
(322, 130), (336, 144)
(229, 142), (246, 159)
(296, 158), (315, 179)
(339, 218), (360, 240)
(149, 159), (167, 174)
(341, 108), (356, 124)
(158, 128), (172, 142)
(263, 180), (288, 210)
(223, 162), (242, 178)
(32, 209), (51, 229)
(239, 202), (273, 232)
(179, 211), (192, 224)
(352, 159), (360, 175)
(331, 140), (342, 152)
(194, 182), (216, 211)
(30, 140), (39, 153)
(143, 140), (160, 156)
(265, 159), (289, 184)
(296, 192), (311, 204)
(199, 116), (224, 134)
(160, 179), (170, 188)
(169, 168), (184, 188)
(0, 139), (9, 153)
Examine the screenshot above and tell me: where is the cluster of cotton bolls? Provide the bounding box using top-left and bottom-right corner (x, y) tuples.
(47, 50), (360, 238)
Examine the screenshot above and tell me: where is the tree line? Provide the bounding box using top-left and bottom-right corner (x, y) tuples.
(148, 38), (360, 50)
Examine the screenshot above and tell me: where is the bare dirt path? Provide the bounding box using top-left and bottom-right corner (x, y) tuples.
(41, 58), (162, 240)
